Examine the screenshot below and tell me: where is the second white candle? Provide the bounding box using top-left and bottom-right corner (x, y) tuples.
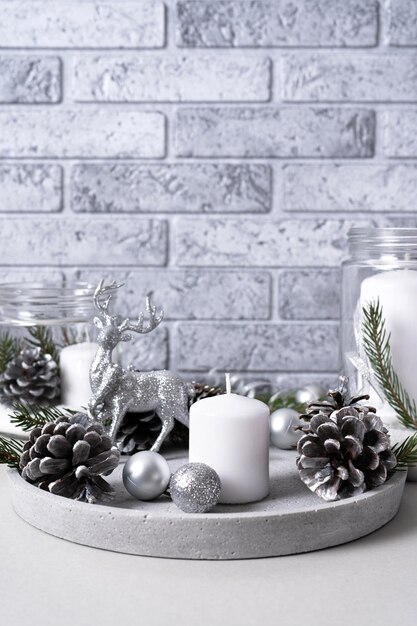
(189, 374), (270, 504)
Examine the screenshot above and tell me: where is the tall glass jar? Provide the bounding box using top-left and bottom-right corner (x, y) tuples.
(0, 282), (97, 437)
(342, 227), (417, 434)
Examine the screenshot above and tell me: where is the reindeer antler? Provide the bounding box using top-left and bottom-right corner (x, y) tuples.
(93, 279), (124, 323)
(119, 292), (164, 335)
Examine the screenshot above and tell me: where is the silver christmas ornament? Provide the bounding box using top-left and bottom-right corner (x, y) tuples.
(88, 280), (194, 452)
(295, 384), (326, 405)
(169, 463), (222, 513)
(122, 450), (171, 500)
(270, 408), (303, 450)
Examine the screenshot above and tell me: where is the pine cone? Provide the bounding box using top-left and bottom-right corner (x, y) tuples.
(19, 413), (120, 503)
(0, 346), (60, 406)
(115, 382), (225, 454)
(301, 376), (371, 421)
(116, 410), (162, 454)
(297, 405), (397, 502)
(192, 382), (225, 402)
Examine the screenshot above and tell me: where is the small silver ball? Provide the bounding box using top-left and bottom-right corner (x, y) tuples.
(295, 384), (326, 405)
(122, 451), (171, 501)
(270, 408), (303, 450)
(170, 463), (222, 513)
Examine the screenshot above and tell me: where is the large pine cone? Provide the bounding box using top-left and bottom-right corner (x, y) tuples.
(0, 346), (60, 406)
(297, 406), (397, 502)
(19, 413), (120, 503)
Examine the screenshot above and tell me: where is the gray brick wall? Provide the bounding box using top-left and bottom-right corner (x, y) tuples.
(0, 0), (416, 388)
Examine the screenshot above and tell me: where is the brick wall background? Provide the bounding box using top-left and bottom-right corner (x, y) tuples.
(1, 0), (416, 388)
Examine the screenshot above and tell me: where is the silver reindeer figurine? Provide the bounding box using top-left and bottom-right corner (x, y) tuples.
(88, 280), (194, 452)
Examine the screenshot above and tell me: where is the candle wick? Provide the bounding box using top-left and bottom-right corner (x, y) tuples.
(225, 372), (232, 395)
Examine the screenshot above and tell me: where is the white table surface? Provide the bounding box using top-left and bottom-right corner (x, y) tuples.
(1, 465), (417, 626)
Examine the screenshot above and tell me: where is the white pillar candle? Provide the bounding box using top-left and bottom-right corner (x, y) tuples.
(189, 374), (270, 504)
(60, 342), (98, 409)
(360, 270), (417, 421)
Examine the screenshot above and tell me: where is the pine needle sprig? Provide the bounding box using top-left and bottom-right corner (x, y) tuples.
(0, 333), (23, 374)
(362, 300), (417, 430)
(9, 402), (76, 432)
(0, 436), (23, 468)
(268, 392), (306, 414)
(392, 433), (417, 470)
(26, 326), (59, 364)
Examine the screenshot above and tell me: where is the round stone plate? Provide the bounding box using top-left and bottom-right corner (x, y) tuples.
(7, 448), (406, 560)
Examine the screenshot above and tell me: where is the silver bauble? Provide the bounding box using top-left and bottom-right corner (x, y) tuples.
(270, 408), (303, 450)
(295, 384), (326, 405)
(169, 463), (222, 513)
(122, 450), (171, 500)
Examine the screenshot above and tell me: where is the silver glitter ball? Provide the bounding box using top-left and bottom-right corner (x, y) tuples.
(122, 451), (171, 501)
(295, 384), (326, 405)
(170, 463), (222, 513)
(270, 408), (303, 450)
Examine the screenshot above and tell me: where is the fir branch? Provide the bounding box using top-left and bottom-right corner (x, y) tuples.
(0, 436), (23, 468)
(362, 300), (417, 430)
(61, 326), (78, 347)
(9, 402), (76, 432)
(392, 433), (417, 470)
(0, 332), (23, 374)
(26, 326), (59, 364)
(268, 392), (306, 414)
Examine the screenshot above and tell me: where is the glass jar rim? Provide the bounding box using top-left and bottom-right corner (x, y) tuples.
(349, 227), (417, 245)
(348, 227), (417, 261)
(0, 281), (96, 325)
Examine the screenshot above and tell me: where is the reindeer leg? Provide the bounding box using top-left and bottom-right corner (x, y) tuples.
(174, 400), (190, 428)
(107, 396), (131, 443)
(151, 412), (174, 452)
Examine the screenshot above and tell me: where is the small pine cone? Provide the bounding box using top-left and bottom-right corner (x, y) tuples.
(116, 410), (162, 454)
(19, 413), (120, 503)
(191, 382), (225, 403)
(301, 376), (372, 422)
(297, 406), (397, 502)
(0, 346), (60, 406)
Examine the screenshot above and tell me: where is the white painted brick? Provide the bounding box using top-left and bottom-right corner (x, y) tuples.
(73, 55), (270, 102)
(279, 270), (340, 320)
(0, 165), (62, 212)
(176, 0), (377, 47)
(72, 268), (271, 320)
(122, 328), (169, 371)
(179, 371), (339, 390)
(283, 54), (417, 102)
(176, 323), (340, 372)
(174, 107), (375, 158)
(70, 164), (271, 213)
(283, 164), (417, 212)
(388, 0), (417, 46)
(273, 374), (339, 390)
(0, 56), (61, 103)
(0, 217), (167, 266)
(0, 1), (164, 48)
(174, 218), (373, 267)
(383, 110), (417, 157)
(0, 110), (165, 158)
(0, 268), (65, 284)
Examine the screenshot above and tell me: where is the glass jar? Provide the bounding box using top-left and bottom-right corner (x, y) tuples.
(341, 227), (417, 427)
(0, 282), (97, 433)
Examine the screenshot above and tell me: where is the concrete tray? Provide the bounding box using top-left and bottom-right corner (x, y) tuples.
(7, 448), (406, 560)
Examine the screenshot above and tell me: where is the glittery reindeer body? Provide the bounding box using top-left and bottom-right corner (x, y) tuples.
(88, 280), (193, 452)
